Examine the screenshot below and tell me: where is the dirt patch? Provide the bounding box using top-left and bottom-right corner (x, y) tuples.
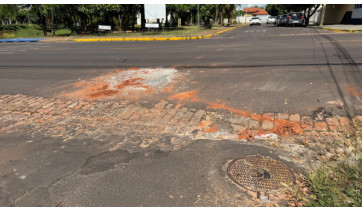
(59, 67), (179, 101)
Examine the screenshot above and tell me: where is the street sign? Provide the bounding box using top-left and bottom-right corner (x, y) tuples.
(98, 25), (111, 30)
(145, 23), (159, 28)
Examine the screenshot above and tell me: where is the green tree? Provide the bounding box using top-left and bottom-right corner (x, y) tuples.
(199, 4), (217, 28)
(266, 4), (280, 16)
(0, 4), (19, 25)
(31, 4), (48, 36)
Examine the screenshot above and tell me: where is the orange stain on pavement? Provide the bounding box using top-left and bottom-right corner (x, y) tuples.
(346, 86), (361, 97)
(203, 124), (218, 133)
(170, 90), (304, 137)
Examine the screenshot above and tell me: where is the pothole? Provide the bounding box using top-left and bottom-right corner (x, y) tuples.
(227, 154), (294, 191)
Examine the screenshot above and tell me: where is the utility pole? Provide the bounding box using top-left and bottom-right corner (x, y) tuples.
(319, 4), (326, 27)
(198, 4), (200, 36)
(245, 4), (248, 24)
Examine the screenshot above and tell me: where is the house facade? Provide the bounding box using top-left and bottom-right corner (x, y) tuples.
(310, 4), (362, 25)
(236, 7), (269, 23)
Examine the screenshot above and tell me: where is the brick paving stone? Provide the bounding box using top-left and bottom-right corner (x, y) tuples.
(81, 104), (93, 111)
(137, 108), (151, 121)
(153, 109), (169, 123)
(232, 124), (247, 133)
(160, 108), (178, 123)
(165, 103), (173, 109)
(154, 101), (169, 109)
(338, 117), (354, 133)
(41, 101), (55, 109)
(277, 113), (289, 120)
(28, 98), (47, 108)
(129, 113), (141, 121)
(289, 114), (301, 122)
(179, 117), (191, 125)
(249, 120), (260, 129)
(355, 116), (362, 126)
(120, 105), (140, 120)
(326, 117), (340, 127)
(301, 116), (313, 131)
(68, 102), (79, 108)
(184, 111), (195, 119)
(314, 122), (328, 131)
(262, 120), (274, 130)
(229, 116), (249, 124)
(170, 108), (188, 124)
(263, 113), (275, 120)
(189, 110), (206, 126)
(328, 125), (339, 132)
(72, 102), (86, 110)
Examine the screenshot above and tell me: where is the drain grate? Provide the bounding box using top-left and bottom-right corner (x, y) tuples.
(227, 155), (293, 191)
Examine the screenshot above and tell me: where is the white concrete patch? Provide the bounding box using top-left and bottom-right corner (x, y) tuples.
(254, 133), (278, 141)
(108, 68), (178, 90)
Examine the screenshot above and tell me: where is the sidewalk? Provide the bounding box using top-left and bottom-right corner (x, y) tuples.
(320, 24), (362, 32)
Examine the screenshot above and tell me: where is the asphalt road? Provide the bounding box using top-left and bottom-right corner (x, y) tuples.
(0, 24), (361, 206)
(0, 24), (361, 117)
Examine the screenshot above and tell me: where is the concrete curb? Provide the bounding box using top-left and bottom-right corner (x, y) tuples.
(74, 25), (244, 42)
(321, 27), (362, 33)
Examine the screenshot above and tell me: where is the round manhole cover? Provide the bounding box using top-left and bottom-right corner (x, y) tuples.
(227, 155), (294, 191)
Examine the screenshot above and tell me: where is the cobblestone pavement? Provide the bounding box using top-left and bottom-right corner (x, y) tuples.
(1, 94), (361, 169)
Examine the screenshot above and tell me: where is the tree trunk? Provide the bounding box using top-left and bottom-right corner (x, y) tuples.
(220, 13), (223, 26)
(35, 7), (47, 36)
(42, 17), (47, 36)
(118, 14), (121, 27)
(8, 17), (11, 25)
(51, 10), (55, 35)
(141, 4), (145, 29)
(132, 14), (135, 32)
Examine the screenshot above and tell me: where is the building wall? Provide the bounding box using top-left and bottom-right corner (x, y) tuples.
(352, 4), (362, 19)
(236, 15), (268, 23)
(236, 15), (252, 23)
(324, 4), (354, 24)
(308, 6), (323, 25)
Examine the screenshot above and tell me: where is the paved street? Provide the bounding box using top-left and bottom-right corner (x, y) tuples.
(0, 24), (361, 206)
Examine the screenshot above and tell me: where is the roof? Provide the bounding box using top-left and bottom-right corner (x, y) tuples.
(243, 8), (268, 15)
(243, 8), (259, 13)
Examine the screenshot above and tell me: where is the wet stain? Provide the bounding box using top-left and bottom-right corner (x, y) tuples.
(312, 107), (333, 121)
(80, 150), (140, 175)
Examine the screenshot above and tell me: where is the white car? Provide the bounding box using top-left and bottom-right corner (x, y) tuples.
(250, 17), (261, 26)
(267, 16), (276, 24)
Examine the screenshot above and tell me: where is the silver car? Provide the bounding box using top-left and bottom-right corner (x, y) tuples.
(267, 16), (276, 24)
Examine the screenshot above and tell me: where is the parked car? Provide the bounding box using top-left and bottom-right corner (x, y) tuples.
(250, 17), (261, 26)
(286, 12), (304, 27)
(267, 16), (276, 24)
(274, 16), (280, 25)
(276, 14), (288, 26)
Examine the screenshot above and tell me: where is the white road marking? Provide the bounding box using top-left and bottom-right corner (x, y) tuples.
(0, 50), (26, 52)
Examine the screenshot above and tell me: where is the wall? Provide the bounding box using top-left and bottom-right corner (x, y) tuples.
(308, 6), (323, 25)
(324, 4), (354, 24)
(236, 15), (268, 23)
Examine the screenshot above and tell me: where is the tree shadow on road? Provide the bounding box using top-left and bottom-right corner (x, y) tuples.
(314, 31), (362, 119)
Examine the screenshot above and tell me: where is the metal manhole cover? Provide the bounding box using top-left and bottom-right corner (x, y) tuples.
(227, 155), (294, 191)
